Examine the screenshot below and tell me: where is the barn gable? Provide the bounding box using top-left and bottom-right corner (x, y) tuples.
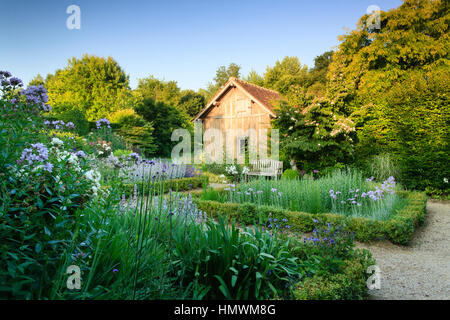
(193, 77), (282, 121)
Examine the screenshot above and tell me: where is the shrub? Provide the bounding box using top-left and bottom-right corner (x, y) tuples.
(121, 176), (207, 196)
(281, 169), (299, 180)
(110, 108), (156, 156)
(0, 75), (100, 298)
(57, 109), (90, 135)
(294, 249), (375, 300)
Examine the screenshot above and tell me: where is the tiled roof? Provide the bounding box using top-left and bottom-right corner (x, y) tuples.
(232, 78), (283, 114)
(194, 77), (283, 120)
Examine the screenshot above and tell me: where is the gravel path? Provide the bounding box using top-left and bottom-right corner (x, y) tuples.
(358, 200), (450, 300)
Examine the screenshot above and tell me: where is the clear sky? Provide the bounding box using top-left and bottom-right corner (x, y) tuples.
(0, 0), (402, 91)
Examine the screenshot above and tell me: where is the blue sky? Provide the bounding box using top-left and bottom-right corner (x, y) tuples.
(0, 0), (402, 90)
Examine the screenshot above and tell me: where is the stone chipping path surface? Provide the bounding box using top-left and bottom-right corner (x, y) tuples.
(358, 200), (450, 300)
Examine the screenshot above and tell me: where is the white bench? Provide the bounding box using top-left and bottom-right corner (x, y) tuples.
(246, 159), (283, 179)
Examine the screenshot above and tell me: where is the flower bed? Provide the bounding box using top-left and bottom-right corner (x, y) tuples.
(194, 191), (427, 245)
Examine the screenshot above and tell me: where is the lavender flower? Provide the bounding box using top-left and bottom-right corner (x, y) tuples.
(19, 143), (49, 164)
(96, 118), (111, 129)
(20, 85), (51, 112)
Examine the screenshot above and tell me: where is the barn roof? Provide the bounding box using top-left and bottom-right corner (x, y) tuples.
(193, 77), (283, 120)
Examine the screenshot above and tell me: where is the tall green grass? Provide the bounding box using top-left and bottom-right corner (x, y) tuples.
(213, 169), (406, 220)
(50, 172), (303, 299)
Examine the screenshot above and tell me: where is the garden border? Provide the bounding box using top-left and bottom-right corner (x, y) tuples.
(121, 176), (208, 195)
(194, 191), (427, 245)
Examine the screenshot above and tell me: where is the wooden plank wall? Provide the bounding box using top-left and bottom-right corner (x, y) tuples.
(201, 87), (271, 161)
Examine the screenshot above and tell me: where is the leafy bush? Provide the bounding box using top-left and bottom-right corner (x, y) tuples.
(110, 108), (156, 156)
(0, 74), (100, 298)
(281, 169), (299, 180)
(56, 109), (90, 136)
(122, 176), (206, 196)
(294, 249), (375, 300)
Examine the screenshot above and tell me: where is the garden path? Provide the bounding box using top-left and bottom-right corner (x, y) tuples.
(358, 200), (450, 300)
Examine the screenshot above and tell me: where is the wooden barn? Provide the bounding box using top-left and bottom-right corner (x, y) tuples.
(193, 77), (283, 161)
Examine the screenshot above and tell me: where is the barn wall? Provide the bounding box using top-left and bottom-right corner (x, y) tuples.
(201, 87), (272, 161)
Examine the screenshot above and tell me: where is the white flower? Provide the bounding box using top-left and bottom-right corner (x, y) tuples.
(242, 166), (250, 174)
(51, 137), (64, 147)
(444, 178), (449, 183)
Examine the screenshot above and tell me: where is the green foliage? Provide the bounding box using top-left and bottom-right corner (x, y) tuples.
(206, 169), (406, 220)
(178, 89), (206, 118)
(110, 108), (156, 156)
(264, 57), (310, 95)
(294, 249), (375, 300)
(86, 125), (128, 157)
(281, 169), (299, 180)
(0, 81), (99, 299)
(363, 153), (400, 182)
(328, 0), (449, 192)
(113, 149), (133, 159)
(55, 109), (90, 136)
(134, 76), (181, 106)
(133, 97), (192, 156)
(204, 63), (241, 100)
(272, 99), (356, 172)
(171, 215), (302, 299)
(121, 176), (206, 196)
(45, 54), (130, 121)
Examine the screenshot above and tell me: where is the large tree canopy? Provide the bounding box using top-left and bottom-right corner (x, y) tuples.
(203, 63), (241, 101)
(327, 0), (449, 192)
(45, 54), (130, 121)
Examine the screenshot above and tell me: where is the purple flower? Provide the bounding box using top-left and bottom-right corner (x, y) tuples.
(19, 143), (49, 164)
(112, 269), (119, 273)
(0, 71), (12, 78)
(96, 118), (111, 129)
(20, 85), (50, 111)
(9, 77), (23, 87)
(43, 162), (53, 173)
(75, 150), (87, 159)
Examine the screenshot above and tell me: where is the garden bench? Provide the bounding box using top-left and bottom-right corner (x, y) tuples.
(246, 159), (283, 179)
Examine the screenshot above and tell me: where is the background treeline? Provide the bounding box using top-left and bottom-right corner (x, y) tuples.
(30, 0), (448, 194)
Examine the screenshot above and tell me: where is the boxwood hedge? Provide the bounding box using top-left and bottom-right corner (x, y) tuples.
(194, 191), (427, 245)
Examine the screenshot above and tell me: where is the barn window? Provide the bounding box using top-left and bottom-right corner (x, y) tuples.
(238, 137), (248, 157)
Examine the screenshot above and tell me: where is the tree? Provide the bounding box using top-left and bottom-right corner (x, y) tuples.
(110, 108), (156, 155)
(45, 54), (130, 121)
(133, 97), (192, 157)
(28, 74), (45, 87)
(244, 70), (265, 86)
(204, 63), (241, 100)
(263, 57), (310, 95)
(327, 0), (449, 192)
(307, 51), (333, 97)
(272, 98), (355, 172)
(135, 76), (181, 107)
(178, 90), (206, 118)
